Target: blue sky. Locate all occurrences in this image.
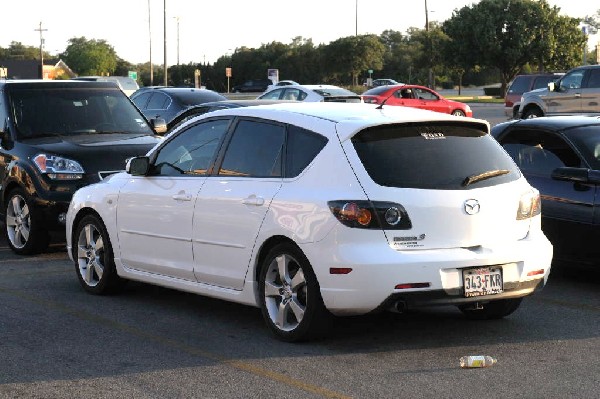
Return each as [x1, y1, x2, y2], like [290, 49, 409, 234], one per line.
[1, 0, 598, 65]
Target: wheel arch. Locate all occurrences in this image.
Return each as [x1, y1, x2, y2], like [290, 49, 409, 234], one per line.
[253, 235, 299, 284]
[520, 103, 544, 119]
[69, 207, 104, 258]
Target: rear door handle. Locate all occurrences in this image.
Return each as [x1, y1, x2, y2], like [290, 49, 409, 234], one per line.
[172, 193, 192, 201]
[242, 195, 265, 206]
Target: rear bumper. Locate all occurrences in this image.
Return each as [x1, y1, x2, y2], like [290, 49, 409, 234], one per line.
[301, 230, 553, 316]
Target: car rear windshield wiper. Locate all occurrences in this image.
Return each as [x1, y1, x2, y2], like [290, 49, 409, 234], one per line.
[462, 169, 510, 187]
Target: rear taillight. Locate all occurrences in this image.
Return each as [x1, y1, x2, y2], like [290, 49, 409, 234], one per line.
[328, 200, 412, 229]
[516, 189, 541, 220]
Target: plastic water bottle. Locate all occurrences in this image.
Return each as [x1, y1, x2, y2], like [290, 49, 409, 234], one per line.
[459, 355, 497, 368]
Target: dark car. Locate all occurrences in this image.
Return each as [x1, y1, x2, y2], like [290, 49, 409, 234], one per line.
[504, 73, 562, 118]
[0, 80, 165, 254]
[491, 116, 600, 267]
[167, 99, 295, 131]
[131, 87, 227, 130]
[231, 79, 273, 93]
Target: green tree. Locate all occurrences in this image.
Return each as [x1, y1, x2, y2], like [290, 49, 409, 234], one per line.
[321, 35, 386, 86]
[1, 41, 50, 60]
[442, 0, 585, 96]
[60, 37, 118, 76]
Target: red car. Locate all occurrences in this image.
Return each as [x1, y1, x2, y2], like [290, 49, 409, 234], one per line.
[361, 84, 473, 117]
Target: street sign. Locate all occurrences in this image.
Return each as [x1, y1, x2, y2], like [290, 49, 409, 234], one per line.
[226, 67, 232, 77]
[128, 71, 138, 80]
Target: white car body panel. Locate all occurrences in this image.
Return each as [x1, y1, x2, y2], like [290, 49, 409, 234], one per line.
[66, 102, 552, 318]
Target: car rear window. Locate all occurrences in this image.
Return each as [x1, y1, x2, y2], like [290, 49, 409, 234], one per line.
[507, 76, 532, 94]
[352, 123, 519, 189]
[362, 86, 392, 96]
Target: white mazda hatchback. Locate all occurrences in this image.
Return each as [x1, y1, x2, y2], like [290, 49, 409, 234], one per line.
[66, 102, 553, 342]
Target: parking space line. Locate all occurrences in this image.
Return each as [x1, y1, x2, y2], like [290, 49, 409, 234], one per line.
[0, 288, 351, 399]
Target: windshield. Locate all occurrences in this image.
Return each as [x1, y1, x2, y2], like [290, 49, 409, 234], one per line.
[9, 87, 154, 139]
[352, 123, 520, 189]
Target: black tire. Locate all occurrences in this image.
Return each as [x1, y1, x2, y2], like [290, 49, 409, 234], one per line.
[523, 108, 543, 119]
[459, 298, 523, 320]
[451, 110, 466, 117]
[73, 214, 124, 295]
[4, 187, 49, 255]
[258, 243, 332, 342]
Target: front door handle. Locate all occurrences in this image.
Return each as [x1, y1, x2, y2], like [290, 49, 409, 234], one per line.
[242, 195, 265, 206]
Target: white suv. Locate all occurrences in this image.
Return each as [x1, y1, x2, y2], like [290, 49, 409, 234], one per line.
[66, 102, 553, 342]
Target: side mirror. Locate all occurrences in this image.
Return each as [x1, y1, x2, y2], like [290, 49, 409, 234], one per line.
[151, 118, 168, 135]
[126, 156, 150, 176]
[547, 82, 555, 92]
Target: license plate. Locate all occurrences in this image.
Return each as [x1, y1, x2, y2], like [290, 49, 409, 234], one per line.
[462, 266, 503, 297]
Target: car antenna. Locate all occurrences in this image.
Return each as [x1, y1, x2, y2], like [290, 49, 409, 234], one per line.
[376, 86, 402, 110]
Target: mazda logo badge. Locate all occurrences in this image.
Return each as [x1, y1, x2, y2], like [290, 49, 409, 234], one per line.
[464, 199, 480, 215]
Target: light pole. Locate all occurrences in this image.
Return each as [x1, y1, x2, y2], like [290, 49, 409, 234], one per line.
[34, 22, 47, 79]
[148, 0, 153, 85]
[163, 0, 168, 86]
[173, 16, 180, 65]
[355, 0, 358, 36]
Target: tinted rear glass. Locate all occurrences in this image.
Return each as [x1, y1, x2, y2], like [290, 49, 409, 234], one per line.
[362, 86, 392, 95]
[172, 90, 226, 105]
[507, 76, 532, 93]
[352, 123, 519, 189]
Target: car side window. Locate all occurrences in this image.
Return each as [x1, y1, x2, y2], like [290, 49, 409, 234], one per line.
[147, 92, 170, 110]
[152, 119, 229, 176]
[218, 119, 285, 177]
[560, 71, 584, 90]
[261, 89, 284, 100]
[500, 130, 581, 177]
[586, 69, 600, 89]
[286, 125, 328, 177]
[413, 88, 437, 100]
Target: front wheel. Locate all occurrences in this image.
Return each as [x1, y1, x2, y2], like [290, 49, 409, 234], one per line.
[73, 214, 124, 295]
[451, 109, 466, 117]
[258, 243, 332, 342]
[459, 298, 523, 320]
[4, 188, 49, 255]
[522, 108, 543, 119]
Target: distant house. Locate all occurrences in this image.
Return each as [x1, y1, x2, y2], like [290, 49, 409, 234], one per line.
[0, 59, 76, 80]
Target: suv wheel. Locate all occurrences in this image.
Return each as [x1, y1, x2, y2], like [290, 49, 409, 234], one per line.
[4, 188, 50, 254]
[523, 108, 543, 119]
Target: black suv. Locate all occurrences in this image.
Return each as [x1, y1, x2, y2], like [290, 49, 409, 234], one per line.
[0, 80, 166, 254]
[231, 79, 273, 93]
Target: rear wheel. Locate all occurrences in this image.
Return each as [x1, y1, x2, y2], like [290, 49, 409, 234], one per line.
[74, 214, 124, 294]
[459, 298, 523, 320]
[4, 188, 49, 255]
[258, 243, 332, 342]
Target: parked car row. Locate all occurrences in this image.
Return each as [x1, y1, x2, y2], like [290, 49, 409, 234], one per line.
[11, 74, 599, 342]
